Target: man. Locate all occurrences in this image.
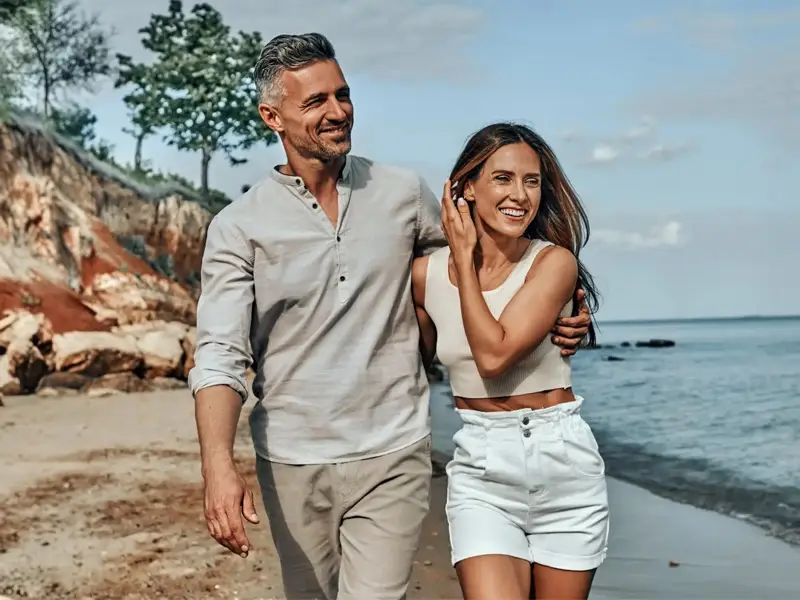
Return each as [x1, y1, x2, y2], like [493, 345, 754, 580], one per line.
[189, 32, 592, 600]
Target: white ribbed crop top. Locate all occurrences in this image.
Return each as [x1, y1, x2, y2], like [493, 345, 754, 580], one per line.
[423, 239, 572, 398]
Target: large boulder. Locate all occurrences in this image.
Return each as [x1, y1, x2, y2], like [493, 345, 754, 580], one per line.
[0, 309, 53, 350]
[51, 331, 142, 377]
[114, 320, 194, 379]
[0, 310, 54, 393]
[134, 329, 185, 378]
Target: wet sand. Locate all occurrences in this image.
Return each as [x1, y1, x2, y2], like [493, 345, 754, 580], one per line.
[1, 390, 798, 599]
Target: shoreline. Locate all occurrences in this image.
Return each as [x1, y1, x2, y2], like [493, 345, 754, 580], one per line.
[1, 391, 799, 599]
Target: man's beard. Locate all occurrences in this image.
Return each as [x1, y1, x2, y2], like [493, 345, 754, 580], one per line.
[290, 128, 352, 161]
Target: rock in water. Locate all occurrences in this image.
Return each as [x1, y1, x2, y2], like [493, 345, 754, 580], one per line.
[635, 339, 676, 348]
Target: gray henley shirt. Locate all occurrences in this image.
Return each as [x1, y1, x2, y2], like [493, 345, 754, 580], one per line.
[188, 155, 446, 464]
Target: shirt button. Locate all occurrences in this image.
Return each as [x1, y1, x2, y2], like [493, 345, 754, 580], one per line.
[312, 203, 318, 209]
[336, 236, 341, 242]
[339, 275, 346, 282]
[295, 178, 301, 185]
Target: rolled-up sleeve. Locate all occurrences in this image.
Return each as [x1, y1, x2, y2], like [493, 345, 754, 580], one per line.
[415, 176, 447, 256]
[188, 214, 253, 401]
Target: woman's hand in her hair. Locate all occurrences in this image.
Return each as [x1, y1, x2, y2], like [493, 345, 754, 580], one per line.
[441, 179, 477, 270]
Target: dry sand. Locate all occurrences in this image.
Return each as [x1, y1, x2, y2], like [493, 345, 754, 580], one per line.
[0, 390, 459, 600]
[1, 390, 799, 599]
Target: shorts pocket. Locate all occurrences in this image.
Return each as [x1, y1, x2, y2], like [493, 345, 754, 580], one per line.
[560, 417, 606, 479]
[449, 423, 488, 477]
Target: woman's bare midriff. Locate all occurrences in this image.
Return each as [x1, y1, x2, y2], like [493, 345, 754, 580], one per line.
[454, 387, 575, 412]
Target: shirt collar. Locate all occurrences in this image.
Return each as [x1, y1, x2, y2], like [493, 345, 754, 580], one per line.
[270, 155, 352, 189]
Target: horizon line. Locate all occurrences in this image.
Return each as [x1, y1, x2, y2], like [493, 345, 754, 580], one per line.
[598, 314, 800, 325]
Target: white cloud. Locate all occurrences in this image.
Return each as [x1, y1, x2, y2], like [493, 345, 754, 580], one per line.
[639, 142, 692, 162]
[579, 116, 690, 166]
[592, 220, 684, 249]
[585, 210, 799, 320]
[588, 144, 620, 164]
[622, 115, 655, 141]
[77, 0, 485, 83]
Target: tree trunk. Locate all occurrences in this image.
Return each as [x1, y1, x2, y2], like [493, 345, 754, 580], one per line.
[200, 149, 211, 196]
[42, 81, 51, 119]
[134, 133, 144, 171]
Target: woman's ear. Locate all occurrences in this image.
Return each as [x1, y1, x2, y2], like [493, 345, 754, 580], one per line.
[463, 180, 476, 202]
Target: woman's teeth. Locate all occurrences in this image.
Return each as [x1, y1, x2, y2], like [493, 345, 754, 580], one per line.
[499, 208, 525, 217]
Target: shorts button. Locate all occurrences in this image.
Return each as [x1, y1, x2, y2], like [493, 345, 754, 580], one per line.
[523, 430, 531, 438]
[522, 416, 530, 425]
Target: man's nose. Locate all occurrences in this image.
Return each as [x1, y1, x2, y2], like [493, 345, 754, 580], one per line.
[326, 99, 348, 122]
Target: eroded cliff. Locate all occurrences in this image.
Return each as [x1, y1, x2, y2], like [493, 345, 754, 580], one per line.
[0, 112, 218, 330]
[0, 112, 220, 394]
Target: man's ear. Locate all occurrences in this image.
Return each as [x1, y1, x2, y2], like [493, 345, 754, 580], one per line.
[258, 103, 284, 133]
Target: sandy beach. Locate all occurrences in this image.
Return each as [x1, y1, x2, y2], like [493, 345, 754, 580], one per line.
[1, 390, 798, 600]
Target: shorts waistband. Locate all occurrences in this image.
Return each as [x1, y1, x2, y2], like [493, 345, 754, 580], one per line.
[456, 396, 584, 428]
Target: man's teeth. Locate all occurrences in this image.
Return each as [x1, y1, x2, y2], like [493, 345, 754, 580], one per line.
[499, 208, 525, 217]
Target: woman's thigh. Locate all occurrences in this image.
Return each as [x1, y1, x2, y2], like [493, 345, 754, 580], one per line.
[456, 554, 532, 600]
[532, 563, 596, 600]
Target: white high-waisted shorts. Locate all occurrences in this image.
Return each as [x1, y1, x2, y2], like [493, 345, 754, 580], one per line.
[445, 397, 610, 571]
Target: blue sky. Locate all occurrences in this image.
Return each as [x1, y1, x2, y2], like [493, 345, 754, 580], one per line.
[70, 0, 799, 322]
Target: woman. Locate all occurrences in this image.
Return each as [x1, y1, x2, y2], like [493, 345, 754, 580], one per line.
[412, 122, 608, 600]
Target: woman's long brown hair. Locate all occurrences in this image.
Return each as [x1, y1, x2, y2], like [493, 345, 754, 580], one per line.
[449, 122, 600, 346]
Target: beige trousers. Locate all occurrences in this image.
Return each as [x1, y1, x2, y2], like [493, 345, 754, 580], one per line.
[255, 435, 432, 600]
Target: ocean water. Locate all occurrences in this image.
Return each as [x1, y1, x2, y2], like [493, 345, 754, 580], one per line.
[429, 316, 800, 546]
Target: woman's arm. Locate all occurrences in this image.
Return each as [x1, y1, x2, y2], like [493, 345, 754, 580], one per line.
[411, 255, 438, 369]
[454, 246, 578, 379]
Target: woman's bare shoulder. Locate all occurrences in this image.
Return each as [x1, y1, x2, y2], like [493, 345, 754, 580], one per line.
[527, 243, 578, 283]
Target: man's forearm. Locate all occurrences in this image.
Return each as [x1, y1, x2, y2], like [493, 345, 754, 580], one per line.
[195, 385, 244, 474]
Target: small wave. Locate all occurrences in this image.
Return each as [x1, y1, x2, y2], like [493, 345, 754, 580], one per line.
[595, 434, 800, 547]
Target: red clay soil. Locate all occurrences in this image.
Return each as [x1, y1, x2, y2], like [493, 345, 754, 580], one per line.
[0, 279, 109, 334]
[80, 221, 157, 288]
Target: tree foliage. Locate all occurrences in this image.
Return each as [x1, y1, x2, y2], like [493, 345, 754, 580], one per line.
[50, 103, 114, 161]
[117, 0, 276, 195]
[0, 0, 37, 22]
[115, 54, 162, 172]
[8, 0, 113, 117]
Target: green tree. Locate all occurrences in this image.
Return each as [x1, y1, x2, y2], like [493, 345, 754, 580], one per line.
[0, 0, 37, 22]
[0, 55, 20, 114]
[50, 103, 114, 161]
[114, 54, 162, 172]
[0, 0, 34, 113]
[125, 0, 275, 195]
[8, 0, 113, 118]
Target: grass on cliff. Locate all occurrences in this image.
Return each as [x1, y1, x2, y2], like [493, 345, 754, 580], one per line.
[2, 108, 231, 215]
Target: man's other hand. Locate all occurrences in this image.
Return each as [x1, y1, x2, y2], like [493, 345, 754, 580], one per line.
[203, 461, 260, 558]
[551, 288, 592, 356]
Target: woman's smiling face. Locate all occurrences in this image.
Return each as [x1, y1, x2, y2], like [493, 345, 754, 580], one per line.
[464, 142, 542, 239]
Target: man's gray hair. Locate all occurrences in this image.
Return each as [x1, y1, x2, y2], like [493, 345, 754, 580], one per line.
[254, 32, 337, 104]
